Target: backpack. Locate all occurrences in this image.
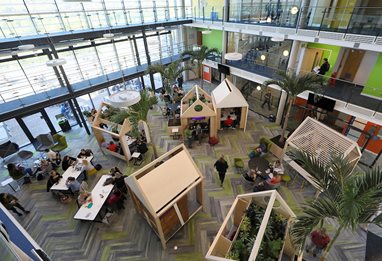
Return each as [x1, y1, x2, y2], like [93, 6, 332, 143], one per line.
[37, 173, 44, 181]
[95, 164, 102, 171]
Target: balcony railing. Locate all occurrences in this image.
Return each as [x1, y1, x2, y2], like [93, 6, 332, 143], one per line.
[189, 4, 382, 37]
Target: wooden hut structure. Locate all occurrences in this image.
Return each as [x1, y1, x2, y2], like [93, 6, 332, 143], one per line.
[206, 191, 299, 260]
[211, 79, 249, 130]
[180, 85, 217, 138]
[92, 102, 136, 161]
[125, 144, 204, 248]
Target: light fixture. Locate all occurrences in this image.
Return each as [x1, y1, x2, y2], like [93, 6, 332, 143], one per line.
[290, 6, 299, 15]
[266, 17, 272, 23]
[224, 52, 242, 61]
[283, 50, 289, 56]
[202, 30, 212, 35]
[46, 58, 67, 67]
[256, 85, 262, 91]
[108, 90, 141, 108]
[260, 55, 266, 61]
[103, 33, 114, 39]
[18, 44, 35, 50]
[156, 26, 165, 30]
[271, 37, 284, 42]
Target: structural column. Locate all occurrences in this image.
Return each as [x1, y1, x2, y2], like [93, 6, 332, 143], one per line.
[287, 40, 301, 73]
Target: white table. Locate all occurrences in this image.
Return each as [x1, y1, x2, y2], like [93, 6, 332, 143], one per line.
[74, 175, 114, 221]
[50, 156, 94, 191]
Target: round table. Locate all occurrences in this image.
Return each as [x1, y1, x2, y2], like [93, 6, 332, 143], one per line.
[248, 157, 270, 177]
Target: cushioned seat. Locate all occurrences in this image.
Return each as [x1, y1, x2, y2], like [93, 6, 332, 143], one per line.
[0, 141, 19, 160]
[51, 134, 68, 152]
[35, 133, 56, 152]
[234, 158, 244, 169]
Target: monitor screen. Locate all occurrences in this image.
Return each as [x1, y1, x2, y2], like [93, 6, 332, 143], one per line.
[307, 93, 336, 112]
[218, 64, 230, 75]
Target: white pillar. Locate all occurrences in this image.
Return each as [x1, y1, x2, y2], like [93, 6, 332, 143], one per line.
[276, 91, 287, 125]
[287, 40, 301, 73]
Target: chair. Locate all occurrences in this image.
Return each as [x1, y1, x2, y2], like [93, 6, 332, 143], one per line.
[0, 141, 19, 162]
[35, 134, 56, 152]
[51, 134, 68, 152]
[282, 174, 291, 187]
[234, 158, 244, 173]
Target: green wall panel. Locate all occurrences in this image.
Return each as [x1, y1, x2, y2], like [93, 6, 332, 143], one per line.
[307, 43, 341, 76]
[363, 53, 382, 98]
[200, 29, 223, 52]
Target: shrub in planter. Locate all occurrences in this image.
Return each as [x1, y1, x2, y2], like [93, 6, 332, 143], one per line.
[227, 203, 287, 261]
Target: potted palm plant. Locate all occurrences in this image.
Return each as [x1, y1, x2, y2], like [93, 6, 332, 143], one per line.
[124, 90, 158, 158]
[263, 71, 324, 158]
[289, 149, 382, 260]
[182, 45, 220, 88]
[146, 59, 191, 93]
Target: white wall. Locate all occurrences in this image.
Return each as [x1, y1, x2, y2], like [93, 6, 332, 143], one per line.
[353, 50, 379, 86]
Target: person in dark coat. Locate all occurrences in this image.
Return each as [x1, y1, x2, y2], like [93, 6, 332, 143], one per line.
[214, 155, 229, 187]
[0, 193, 30, 216]
[318, 58, 330, 75]
[61, 155, 76, 171]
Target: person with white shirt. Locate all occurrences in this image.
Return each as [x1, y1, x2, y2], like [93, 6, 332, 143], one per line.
[272, 160, 284, 175]
[45, 149, 61, 165]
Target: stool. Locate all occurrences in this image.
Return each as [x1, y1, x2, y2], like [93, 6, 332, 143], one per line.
[282, 174, 291, 187]
[18, 150, 33, 165]
[1, 177, 20, 192]
[132, 152, 142, 166]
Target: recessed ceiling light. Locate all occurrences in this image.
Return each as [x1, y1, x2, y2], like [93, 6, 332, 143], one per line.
[256, 85, 262, 91]
[260, 55, 266, 61]
[18, 44, 35, 50]
[283, 50, 289, 56]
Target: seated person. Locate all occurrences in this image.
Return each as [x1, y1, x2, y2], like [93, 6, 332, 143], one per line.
[224, 115, 234, 128]
[140, 131, 147, 143]
[7, 163, 32, 180]
[45, 149, 61, 165]
[243, 169, 256, 182]
[77, 183, 91, 206]
[253, 173, 282, 192]
[33, 159, 53, 178]
[80, 159, 95, 178]
[66, 176, 81, 193]
[272, 160, 284, 175]
[62, 155, 77, 171]
[110, 167, 127, 193]
[47, 170, 62, 192]
[249, 143, 268, 158]
[90, 109, 97, 121]
[77, 149, 93, 158]
[106, 189, 125, 210]
[107, 141, 118, 152]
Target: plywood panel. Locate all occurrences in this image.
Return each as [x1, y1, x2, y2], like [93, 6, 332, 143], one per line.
[160, 206, 181, 240]
[177, 194, 189, 221]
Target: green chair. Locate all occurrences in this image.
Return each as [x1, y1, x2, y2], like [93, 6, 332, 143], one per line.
[234, 158, 244, 173]
[51, 134, 68, 152]
[259, 137, 272, 153]
[282, 174, 291, 187]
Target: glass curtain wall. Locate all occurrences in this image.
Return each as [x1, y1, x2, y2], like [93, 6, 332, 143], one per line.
[0, 0, 190, 38]
[226, 32, 292, 77]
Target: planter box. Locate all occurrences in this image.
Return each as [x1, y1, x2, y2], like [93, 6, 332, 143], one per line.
[269, 135, 286, 159]
[206, 191, 300, 261]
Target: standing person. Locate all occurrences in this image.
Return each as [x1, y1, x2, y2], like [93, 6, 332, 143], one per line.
[196, 124, 203, 144]
[214, 155, 229, 187]
[261, 91, 272, 110]
[318, 58, 330, 75]
[306, 228, 331, 257]
[0, 193, 30, 216]
[177, 75, 183, 89]
[184, 125, 193, 149]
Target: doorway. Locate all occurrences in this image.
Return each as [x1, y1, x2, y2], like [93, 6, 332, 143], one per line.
[300, 48, 323, 74]
[339, 49, 365, 82]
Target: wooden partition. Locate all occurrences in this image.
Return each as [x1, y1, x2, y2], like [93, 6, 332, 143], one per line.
[125, 144, 204, 248]
[206, 191, 299, 261]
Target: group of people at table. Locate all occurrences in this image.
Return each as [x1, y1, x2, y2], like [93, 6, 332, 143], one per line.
[5, 147, 128, 223]
[244, 159, 285, 192]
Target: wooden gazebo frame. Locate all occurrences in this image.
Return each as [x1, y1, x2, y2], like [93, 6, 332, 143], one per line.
[284, 117, 362, 190]
[206, 191, 299, 261]
[125, 144, 204, 248]
[211, 79, 249, 131]
[180, 85, 217, 138]
[92, 102, 133, 161]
